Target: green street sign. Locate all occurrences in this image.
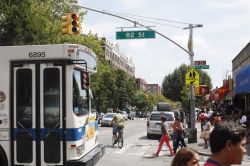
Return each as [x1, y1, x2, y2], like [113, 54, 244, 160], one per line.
[194, 65, 210, 69]
[116, 30, 155, 39]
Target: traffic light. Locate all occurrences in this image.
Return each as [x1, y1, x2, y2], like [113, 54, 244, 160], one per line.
[194, 86, 200, 96]
[61, 14, 71, 34]
[81, 71, 89, 89]
[71, 13, 81, 35]
[200, 85, 210, 95]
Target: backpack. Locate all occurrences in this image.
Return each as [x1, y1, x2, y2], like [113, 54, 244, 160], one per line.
[199, 113, 206, 121]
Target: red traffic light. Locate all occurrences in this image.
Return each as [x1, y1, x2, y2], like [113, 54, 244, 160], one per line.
[71, 13, 79, 20]
[200, 86, 210, 95]
[70, 13, 80, 34]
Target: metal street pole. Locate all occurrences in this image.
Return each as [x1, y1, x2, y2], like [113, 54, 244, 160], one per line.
[184, 24, 202, 130]
[73, 4, 191, 55]
[76, 4, 203, 133]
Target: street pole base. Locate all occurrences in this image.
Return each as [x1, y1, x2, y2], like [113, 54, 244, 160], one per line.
[187, 128, 197, 143]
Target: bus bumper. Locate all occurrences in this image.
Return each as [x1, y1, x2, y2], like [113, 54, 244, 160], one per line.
[65, 144, 105, 166]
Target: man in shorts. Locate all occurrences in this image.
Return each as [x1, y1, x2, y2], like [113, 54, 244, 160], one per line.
[110, 111, 125, 143]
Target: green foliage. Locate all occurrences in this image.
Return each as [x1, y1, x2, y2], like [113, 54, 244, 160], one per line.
[0, 0, 80, 45]
[162, 64, 213, 109]
[91, 65, 137, 113]
[162, 64, 188, 101]
[0, 0, 180, 114]
[133, 90, 176, 113]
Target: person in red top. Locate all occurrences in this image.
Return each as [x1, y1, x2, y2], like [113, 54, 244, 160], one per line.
[198, 110, 206, 131]
[204, 121, 247, 166]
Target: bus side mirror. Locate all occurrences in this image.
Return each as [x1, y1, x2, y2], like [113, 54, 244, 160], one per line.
[81, 71, 89, 90]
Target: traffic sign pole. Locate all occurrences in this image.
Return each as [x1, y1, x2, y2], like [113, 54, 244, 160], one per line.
[184, 24, 202, 143]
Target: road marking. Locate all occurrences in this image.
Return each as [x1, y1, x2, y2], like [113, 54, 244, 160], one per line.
[114, 144, 151, 156]
[114, 144, 132, 154]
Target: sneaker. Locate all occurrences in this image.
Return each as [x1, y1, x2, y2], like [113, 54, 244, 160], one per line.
[152, 153, 158, 157]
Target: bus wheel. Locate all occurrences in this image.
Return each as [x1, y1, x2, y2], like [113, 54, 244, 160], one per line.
[0, 147, 8, 166]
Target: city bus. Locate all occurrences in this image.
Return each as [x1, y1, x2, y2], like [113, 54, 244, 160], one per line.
[0, 44, 105, 166]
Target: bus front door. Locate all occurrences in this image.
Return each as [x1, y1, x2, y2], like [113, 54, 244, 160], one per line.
[12, 63, 64, 166]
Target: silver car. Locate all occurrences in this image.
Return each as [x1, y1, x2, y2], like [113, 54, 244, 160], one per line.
[147, 111, 175, 138]
[100, 113, 117, 127]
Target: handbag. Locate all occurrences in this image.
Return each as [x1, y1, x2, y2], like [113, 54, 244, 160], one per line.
[177, 129, 184, 139]
[200, 130, 210, 139]
[200, 131, 206, 139]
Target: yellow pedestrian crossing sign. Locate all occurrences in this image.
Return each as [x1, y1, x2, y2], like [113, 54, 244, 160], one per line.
[185, 68, 200, 85]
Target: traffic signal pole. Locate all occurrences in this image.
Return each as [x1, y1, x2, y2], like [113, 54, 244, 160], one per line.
[185, 24, 196, 129]
[75, 4, 203, 136]
[73, 4, 191, 55]
[183, 24, 202, 142]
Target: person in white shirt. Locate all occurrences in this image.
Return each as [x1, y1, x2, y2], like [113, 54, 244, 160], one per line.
[201, 117, 211, 148]
[240, 112, 247, 128]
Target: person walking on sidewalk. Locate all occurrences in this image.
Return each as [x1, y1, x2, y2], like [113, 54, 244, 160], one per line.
[200, 117, 211, 149]
[171, 147, 200, 166]
[153, 116, 174, 157]
[204, 121, 247, 166]
[173, 117, 187, 154]
[198, 110, 206, 131]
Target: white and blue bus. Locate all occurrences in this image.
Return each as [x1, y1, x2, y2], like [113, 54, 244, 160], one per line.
[0, 44, 104, 166]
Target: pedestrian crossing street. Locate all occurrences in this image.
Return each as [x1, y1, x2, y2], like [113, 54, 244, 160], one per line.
[111, 143, 250, 165]
[112, 143, 209, 161]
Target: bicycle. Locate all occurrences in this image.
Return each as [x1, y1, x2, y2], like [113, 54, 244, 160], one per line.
[112, 128, 123, 148]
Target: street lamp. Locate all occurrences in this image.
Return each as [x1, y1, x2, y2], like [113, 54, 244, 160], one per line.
[184, 24, 203, 130]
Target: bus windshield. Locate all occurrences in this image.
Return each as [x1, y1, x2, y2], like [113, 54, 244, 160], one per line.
[73, 70, 89, 116]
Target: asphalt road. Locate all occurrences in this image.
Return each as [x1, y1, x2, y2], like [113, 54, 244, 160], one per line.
[96, 118, 250, 166]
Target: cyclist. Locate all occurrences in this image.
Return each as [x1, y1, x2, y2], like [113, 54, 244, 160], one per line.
[110, 111, 125, 144]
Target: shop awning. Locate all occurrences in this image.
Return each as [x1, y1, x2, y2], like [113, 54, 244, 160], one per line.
[210, 83, 229, 101]
[224, 90, 236, 100]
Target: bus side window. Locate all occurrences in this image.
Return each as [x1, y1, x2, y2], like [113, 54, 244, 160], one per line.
[73, 70, 89, 116]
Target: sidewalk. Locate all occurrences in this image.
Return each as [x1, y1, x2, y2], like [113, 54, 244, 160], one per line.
[187, 123, 211, 156]
[188, 123, 250, 157]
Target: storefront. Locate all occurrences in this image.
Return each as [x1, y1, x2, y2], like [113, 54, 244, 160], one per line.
[236, 64, 250, 112]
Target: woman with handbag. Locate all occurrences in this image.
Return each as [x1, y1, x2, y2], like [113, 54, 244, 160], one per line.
[201, 117, 211, 148]
[173, 117, 187, 154]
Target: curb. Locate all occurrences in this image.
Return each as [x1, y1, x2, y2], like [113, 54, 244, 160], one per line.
[198, 151, 211, 156]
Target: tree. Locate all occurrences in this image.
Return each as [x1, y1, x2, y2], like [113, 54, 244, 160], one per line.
[162, 67, 184, 101]
[0, 0, 79, 45]
[162, 64, 212, 108]
[90, 60, 116, 113]
[112, 69, 136, 112]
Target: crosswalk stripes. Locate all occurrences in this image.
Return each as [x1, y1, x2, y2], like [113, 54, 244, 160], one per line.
[112, 144, 250, 165]
[114, 144, 151, 156]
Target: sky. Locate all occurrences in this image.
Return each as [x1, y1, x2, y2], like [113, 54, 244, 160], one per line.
[78, 0, 250, 88]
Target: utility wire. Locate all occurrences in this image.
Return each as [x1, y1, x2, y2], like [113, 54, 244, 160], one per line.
[104, 10, 191, 25]
[112, 13, 184, 29]
[74, 5, 191, 55]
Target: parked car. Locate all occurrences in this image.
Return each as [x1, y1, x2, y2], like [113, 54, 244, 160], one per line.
[120, 111, 128, 120]
[147, 111, 175, 139]
[100, 113, 117, 127]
